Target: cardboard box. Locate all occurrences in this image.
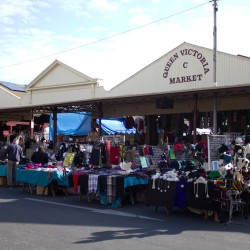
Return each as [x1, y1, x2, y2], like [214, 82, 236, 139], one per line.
[36, 186, 49, 195]
[0, 176, 7, 186]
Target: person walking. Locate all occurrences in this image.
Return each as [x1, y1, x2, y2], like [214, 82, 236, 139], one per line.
[3, 137, 24, 188]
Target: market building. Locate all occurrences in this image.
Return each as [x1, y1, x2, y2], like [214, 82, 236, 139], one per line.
[1, 42, 250, 146]
[0, 43, 250, 222]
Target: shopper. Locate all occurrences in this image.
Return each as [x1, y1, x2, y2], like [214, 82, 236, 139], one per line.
[31, 145, 49, 165]
[3, 137, 24, 188]
[24, 137, 31, 155]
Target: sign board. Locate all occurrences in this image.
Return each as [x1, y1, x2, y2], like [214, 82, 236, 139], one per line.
[63, 152, 75, 167]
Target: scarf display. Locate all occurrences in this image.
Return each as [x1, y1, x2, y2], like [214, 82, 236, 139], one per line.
[88, 174, 98, 193]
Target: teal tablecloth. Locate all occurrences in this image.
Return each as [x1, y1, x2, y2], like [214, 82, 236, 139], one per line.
[124, 176, 148, 189]
[100, 176, 148, 208]
[0, 165, 7, 176]
[0, 164, 27, 177]
[16, 168, 69, 187]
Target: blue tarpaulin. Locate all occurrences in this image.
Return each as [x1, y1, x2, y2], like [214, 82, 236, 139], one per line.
[49, 112, 92, 140]
[97, 117, 136, 134]
[49, 114, 136, 140]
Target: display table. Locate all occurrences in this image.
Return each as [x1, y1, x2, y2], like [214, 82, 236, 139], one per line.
[186, 181, 221, 211]
[0, 164, 26, 186]
[146, 179, 178, 214]
[78, 173, 148, 208]
[0, 164, 7, 177]
[0, 164, 7, 186]
[99, 175, 148, 208]
[0, 164, 27, 177]
[16, 168, 69, 196]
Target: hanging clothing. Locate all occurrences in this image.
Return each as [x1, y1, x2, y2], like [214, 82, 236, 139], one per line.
[125, 116, 136, 129]
[107, 175, 117, 204]
[110, 146, 120, 165]
[90, 148, 101, 165]
[88, 174, 99, 193]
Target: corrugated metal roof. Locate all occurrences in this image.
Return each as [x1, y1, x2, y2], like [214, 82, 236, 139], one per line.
[0, 81, 25, 92]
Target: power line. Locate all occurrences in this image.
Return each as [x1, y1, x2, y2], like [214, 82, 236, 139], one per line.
[0, 1, 210, 69]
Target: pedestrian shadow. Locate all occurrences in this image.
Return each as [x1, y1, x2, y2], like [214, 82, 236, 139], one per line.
[74, 212, 249, 244]
[74, 228, 172, 244]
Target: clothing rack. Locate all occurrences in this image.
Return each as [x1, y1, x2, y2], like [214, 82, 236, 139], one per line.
[220, 188, 242, 225]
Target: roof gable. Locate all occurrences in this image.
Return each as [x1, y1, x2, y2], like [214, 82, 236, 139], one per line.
[26, 59, 97, 90]
[105, 42, 250, 98]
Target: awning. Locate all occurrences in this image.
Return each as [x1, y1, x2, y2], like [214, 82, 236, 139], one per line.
[49, 112, 92, 140]
[97, 118, 136, 134]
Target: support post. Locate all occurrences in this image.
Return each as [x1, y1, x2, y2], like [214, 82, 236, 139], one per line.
[53, 107, 57, 153]
[97, 102, 103, 139]
[193, 94, 198, 144]
[30, 117, 34, 140]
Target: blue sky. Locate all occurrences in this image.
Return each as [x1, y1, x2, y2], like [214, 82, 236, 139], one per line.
[0, 0, 249, 90]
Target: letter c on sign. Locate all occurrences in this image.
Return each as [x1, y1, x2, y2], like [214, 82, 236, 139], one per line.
[183, 62, 188, 68]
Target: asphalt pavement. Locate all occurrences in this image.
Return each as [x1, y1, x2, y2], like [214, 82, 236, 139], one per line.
[0, 186, 249, 250]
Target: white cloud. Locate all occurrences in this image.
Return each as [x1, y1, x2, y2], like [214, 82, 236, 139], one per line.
[120, 0, 132, 3]
[128, 8, 144, 13]
[129, 13, 153, 26]
[89, 0, 120, 12]
[0, 0, 49, 25]
[56, 0, 120, 15]
[91, 26, 108, 32]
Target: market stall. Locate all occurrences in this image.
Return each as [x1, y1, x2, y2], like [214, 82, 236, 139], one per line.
[0, 163, 7, 186]
[0, 164, 7, 177]
[146, 178, 178, 214]
[1, 129, 248, 223]
[16, 165, 70, 196]
[74, 171, 148, 208]
[145, 157, 250, 223]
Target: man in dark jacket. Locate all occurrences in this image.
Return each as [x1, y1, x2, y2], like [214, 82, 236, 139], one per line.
[3, 137, 24, 188]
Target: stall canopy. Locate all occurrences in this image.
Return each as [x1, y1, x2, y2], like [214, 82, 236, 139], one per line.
[49, 114, 136, 140]
[97, 117, 136, 135]
[49, 112, 92, 140]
